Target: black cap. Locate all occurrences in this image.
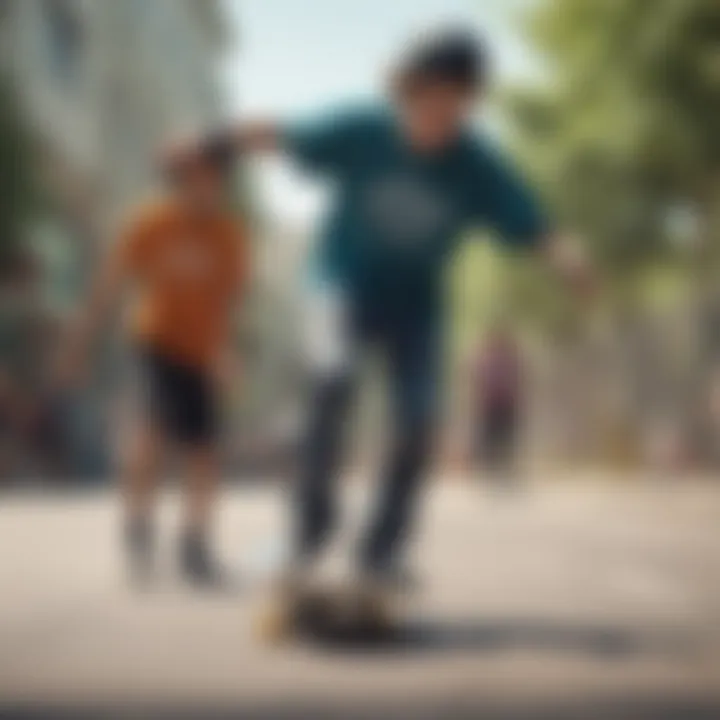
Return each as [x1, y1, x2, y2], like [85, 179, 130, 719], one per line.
[396, 27, 488, 91]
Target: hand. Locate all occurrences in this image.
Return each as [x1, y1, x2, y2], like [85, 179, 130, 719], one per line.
[212, 349, 242, 392]
[546, 234, 597, 299]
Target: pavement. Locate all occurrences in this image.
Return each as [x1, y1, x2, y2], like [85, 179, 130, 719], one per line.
[1, 476, 719, 718]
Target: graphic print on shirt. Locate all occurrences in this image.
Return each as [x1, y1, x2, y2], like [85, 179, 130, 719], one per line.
[364, 175, 454, 247]
[157, 237, 215, 281]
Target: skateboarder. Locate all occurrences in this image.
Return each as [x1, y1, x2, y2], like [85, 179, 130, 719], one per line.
[168, 28, 591, 597]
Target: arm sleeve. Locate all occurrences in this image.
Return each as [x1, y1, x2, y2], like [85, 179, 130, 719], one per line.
[471, 144, 550, 250]
[281, 107, 364, 175]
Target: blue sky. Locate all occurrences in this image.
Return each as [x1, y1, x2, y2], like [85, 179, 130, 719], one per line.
[220, 0, 536, 227]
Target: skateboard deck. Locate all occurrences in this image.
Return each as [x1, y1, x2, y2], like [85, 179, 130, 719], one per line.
[255, 579, 403, 645]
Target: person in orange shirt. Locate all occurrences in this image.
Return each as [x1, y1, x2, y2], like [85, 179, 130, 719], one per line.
[58, 144, 246, 587]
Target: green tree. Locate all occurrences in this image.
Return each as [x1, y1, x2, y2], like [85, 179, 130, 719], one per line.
[501, 0, 720, 462]
[508, 0, 719, 286]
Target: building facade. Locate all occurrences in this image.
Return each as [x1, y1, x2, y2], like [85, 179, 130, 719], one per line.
[3, 0, 226, 233]
[0, 0, 228, 479]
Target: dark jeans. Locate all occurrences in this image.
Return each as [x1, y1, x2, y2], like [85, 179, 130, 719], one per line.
[295, 310, 440, 572]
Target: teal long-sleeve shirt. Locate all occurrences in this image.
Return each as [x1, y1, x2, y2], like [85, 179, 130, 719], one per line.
[283, 105, 548, 323]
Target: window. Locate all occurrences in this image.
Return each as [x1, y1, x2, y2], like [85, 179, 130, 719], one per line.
[42, 0, 83, 86]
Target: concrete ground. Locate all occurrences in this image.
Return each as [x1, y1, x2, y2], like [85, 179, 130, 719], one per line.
[1, 476, 719, 718]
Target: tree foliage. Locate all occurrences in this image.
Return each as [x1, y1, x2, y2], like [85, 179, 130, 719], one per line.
[505, 0, 720, 312]
[490, 0, 720, 463]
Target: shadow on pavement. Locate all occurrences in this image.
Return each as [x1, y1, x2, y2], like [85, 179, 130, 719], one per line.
[302, 617, 697, 661]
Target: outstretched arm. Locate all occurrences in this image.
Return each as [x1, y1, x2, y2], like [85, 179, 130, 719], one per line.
[55, 247, 128, 387]
[54, 201, 157, 388]
[162, 109, 363, 175]
[471, 143, 594, 296]
[157, 121, 281, 175]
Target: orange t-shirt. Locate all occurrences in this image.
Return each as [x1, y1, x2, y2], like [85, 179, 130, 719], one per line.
[118, 198, 246, 369]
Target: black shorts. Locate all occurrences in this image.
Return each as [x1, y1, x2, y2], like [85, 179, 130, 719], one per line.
[139, 347, 217, 446]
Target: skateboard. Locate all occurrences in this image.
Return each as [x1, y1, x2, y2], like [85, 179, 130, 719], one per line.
[255, 579, 403, 645]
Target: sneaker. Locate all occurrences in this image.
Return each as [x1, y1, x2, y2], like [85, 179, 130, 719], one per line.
[179, 530, 224, 588]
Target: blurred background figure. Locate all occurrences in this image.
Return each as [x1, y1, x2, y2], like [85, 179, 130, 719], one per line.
[472, 324, 524, 487]
[56, 144, 247, 588]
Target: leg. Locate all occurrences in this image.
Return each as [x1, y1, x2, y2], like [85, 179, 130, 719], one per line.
[183, 443, 219, 535]
[123, 422, 162, 524]
[360, 324, 440, 575]
[294, 374, 355, 562]
[259, 381, 353, 638]
[126, 348, 175, 526]
[180, 442, 224, 585]
[483, 403, 519, 488]
[120, 351, 167, 585]
[141, 347, 223, 586]
[171, 366, 224, 585]
[495, 404, 521, 487]
[121, 420, 162, 584]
